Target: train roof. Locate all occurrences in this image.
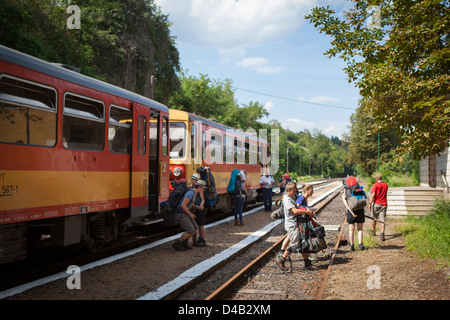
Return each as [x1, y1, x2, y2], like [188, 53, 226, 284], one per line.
[0, 45, 169, 113]
[170, 109, 268, 144]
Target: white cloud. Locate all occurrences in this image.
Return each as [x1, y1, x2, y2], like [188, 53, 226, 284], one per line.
[281, 118, 348, 138]
[308, 96, 341, 104]
[264, 100, 275, 112]
[154, 0, 317, 51]
[236, 57, 282, 74]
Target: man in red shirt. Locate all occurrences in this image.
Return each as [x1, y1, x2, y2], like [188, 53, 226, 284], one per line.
[369, 173, 388, 241]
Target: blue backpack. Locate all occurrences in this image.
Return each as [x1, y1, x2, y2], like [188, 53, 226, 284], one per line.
[227, 169, 240, 194]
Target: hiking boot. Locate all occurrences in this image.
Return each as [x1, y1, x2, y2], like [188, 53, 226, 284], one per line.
[380, 233, 385, 241]
[239, 220, 244, 226]
[304, 259, 312, 269]
[350, 244, 355, 251]
[235, 220, 239, 226]
[359, 244, 366, 251]
[172, 240, 186, 251]
[195, 238, 206, 247]
[182, 239, 192, 250]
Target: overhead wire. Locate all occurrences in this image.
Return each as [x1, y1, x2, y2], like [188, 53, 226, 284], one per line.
[232, 86, 356, 111]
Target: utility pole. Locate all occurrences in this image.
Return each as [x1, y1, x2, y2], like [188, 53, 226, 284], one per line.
[286, 146, 290, 173]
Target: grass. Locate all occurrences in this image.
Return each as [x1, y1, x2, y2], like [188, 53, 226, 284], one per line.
[396, 199, 450, 268]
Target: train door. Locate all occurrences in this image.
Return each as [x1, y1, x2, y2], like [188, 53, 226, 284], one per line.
[148, 111, 160, 212]
[159, 116, 170, 201]
[131, 103, 149, 218]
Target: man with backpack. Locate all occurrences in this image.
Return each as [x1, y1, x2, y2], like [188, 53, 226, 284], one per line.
[369, 173, 388, 241]
[172, 182, 200, 251]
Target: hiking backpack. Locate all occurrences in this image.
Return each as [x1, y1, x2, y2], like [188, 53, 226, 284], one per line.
[227, 169, 240, 194]
[197, 167, 218, 207]
[161, 180, 189, 227]
[343, 176, 367, 212]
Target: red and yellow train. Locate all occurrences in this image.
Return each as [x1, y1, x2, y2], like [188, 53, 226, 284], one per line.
[0, 46, 270, 264]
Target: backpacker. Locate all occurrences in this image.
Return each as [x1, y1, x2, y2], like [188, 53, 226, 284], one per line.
[227, 169, 240, 194]
[197, 166, 218, 207]
[343, 176, 367, 211]
[161, 180, 189, 227]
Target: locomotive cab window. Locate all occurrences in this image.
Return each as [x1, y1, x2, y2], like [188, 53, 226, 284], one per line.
[169, 122, 186, 159]
[63, 93, 105, 151]
[108, 105, 131, 154]
[0, 75, 57, 146]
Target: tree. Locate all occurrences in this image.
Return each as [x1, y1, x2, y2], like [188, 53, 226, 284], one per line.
[306, 0, 450, 160]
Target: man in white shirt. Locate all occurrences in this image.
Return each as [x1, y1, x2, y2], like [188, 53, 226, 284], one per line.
[259, 172, 274, 211]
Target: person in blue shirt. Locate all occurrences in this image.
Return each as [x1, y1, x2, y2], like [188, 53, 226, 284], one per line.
[172, 186, 199, 251]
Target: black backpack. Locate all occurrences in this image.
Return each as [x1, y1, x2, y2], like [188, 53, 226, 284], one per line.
[161, 180, 189, 227]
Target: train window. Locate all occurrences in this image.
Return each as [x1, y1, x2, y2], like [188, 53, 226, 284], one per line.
[191, 123, 197, 160]
[108, 105, 131, 154]
[63, 93, 104, 151]
[137, 115, 147, 155]
[149, 114, 159, 158]
[244, 142, 250, 164]
[250, 142, 258, 165]
[223, 135, 233, 164]
[169, 122, 186, 159]
[0, 75, 57, 146]
[210, 132, 222, 163]
[162, 116, 168, 156]
[234, 138, 243, 164]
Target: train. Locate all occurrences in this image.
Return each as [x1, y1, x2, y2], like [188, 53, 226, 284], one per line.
[0, 45, 270, 264]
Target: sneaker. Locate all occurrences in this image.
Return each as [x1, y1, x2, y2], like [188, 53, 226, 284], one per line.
[172, 240, 186, 251]
[350, 244, 355, 251]
[275, 256, 286, 269]
[380, 233, 385, 241]
[182, 239, 192, 250]
[359, 244, 366, 251]
[195, 238, 206, 247]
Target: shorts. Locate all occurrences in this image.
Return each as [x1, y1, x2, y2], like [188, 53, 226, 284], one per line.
[194, 210, 206, 226]
[286, 226, 300, 251]
[176, 212, 199, 234]
[372, 204, 387, 221]
[346, 209, 365, 224]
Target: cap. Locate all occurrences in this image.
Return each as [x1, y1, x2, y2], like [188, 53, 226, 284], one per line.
[191, 173, 200, 180]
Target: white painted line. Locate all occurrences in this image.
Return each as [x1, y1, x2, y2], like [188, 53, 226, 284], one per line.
[137, 220, 281, 300]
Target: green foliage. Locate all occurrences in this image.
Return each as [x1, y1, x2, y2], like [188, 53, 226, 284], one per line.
[306, 0, 450, 161]
[397, 200, 450, 267]
[0, 0, 181, 102]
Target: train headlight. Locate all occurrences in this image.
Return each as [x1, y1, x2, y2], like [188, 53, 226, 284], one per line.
[173, 167, 182, 177]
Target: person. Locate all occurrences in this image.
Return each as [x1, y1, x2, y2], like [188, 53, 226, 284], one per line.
[342, 182, 366, 251]
[233, 170, 248, 226]
[296, 183, 313, 208]
[260, 171, 275, 212]
[172, 185, 199, 251]
[276, 182, 314, 269]
[190, 173, 201, 188]
[369, 173, 388, 241]
[278, 175, 288, 194]
[193, 180, 207, 246]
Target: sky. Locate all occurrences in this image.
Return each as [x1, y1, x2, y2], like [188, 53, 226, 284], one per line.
[153, 0, 361, 139]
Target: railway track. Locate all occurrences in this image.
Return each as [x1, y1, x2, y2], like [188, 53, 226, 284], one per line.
[1, 179, 343, 300]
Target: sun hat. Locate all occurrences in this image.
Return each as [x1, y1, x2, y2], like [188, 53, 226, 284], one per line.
[196, 180, 207, 188]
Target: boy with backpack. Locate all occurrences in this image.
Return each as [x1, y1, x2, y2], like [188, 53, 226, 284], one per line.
[342, 176, 367, 251]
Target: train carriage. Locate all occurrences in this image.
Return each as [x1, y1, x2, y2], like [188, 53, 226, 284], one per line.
[0, 45, 170, 263]
[169, 109, 270, 212]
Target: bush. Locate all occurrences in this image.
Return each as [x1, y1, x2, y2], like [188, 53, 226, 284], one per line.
[397, 200, 450, 267]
